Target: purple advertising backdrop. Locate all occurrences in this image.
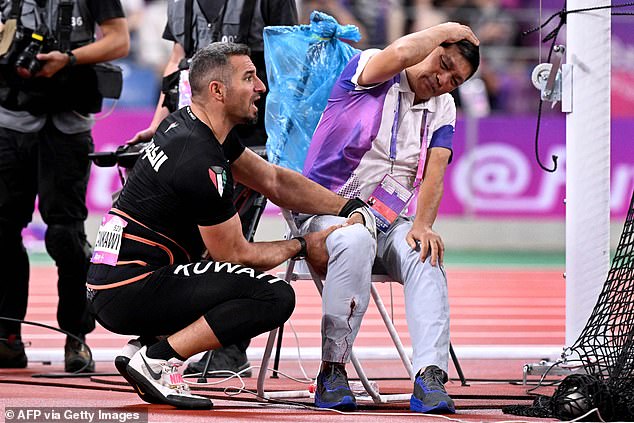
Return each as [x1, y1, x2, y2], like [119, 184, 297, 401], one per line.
[87, 111, 634, 219]
[442, 116, 634, 218]
[612, 18, 634, 117]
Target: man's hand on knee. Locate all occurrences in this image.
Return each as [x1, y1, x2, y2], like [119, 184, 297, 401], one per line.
[338, 198, 377, 240]
[406, 226, 445, 267]
[345, 213, 364, 226]
[304, 224, 341, 276]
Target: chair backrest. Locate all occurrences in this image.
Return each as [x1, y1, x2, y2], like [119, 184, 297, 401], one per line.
[234, 146, 268, 241]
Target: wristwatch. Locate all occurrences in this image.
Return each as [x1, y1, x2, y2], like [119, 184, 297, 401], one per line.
[291, 236, 308, 260]
[65, 50, 77, 67]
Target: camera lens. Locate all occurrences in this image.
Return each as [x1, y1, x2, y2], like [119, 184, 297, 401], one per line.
[14, 32, 45, 78]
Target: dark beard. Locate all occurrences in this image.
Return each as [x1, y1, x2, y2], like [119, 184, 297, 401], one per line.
[245, 111, 258, 125]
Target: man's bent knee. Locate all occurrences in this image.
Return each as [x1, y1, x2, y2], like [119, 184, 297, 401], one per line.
[326, 223, 376, 258]
[270, 281, 296, 327]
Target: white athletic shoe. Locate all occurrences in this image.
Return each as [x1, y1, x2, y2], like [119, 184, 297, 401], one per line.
[115, 339, 163, 404]
[120, 338, 143, 359]
[126, 346, 212, 409]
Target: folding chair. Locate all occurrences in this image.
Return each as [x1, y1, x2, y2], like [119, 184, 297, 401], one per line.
[256, 210, 467, 403]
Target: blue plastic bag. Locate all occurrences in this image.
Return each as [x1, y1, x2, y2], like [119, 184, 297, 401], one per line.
[264, 11, 361, 172]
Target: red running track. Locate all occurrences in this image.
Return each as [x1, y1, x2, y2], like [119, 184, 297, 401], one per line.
[20, 265, 565, 352]
[1, 265, 567, 423]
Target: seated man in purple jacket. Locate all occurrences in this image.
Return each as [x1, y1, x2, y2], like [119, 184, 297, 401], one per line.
[300, 22, 480, 413]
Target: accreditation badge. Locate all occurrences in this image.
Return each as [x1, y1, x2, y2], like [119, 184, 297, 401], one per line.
[367, 174, 414, 233]
[90, 214, 127, 266]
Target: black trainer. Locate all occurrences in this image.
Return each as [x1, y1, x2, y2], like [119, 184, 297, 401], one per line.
[184, 345, 252, 378]
[314, 362, 356, 410]
[0, 335, 27, 368]
[410, 365, 456, 413]
[64, 336, 95, 373]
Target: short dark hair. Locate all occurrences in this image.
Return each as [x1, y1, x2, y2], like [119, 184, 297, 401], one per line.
[189, 42, 251, 97]
[441, 39, 480, 81]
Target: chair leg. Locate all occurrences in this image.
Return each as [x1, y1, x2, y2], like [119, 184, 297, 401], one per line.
[271, 324, 284, 378]
[450, 342, 468, 386]
[350, 351, 383, 403]
[370, 284, 415, 380]
[257, 327, 279, 399]
[266, 259, 296, 381]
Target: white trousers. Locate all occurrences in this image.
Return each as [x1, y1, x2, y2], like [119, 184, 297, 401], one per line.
[298, 215, 450, 374]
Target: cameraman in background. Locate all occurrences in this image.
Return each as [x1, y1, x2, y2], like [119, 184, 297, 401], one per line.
[0, 0, 129, 372]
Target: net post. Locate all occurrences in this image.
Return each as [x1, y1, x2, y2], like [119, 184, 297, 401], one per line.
[565, 0, 611, 346]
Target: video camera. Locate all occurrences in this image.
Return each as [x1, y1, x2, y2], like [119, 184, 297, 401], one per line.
[11, 25, 48, 78]
[0, 0, 68, 78]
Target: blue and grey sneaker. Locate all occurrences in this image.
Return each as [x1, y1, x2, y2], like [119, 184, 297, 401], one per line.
[410, 365, 456, 414]
[315, 363, 357, 410]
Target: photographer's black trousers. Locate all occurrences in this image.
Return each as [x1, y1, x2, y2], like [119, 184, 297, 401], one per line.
[89, 261, 295, 348]
[0, 121, 95, 337]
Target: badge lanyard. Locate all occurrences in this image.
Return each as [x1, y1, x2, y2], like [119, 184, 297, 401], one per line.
[369, 93, 430, 232]
[389, 93, 429, 188]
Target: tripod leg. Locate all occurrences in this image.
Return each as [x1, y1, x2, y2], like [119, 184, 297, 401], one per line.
[197, 350, 215, 383]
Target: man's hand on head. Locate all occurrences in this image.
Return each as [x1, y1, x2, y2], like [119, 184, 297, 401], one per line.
[436, 22, 480, 46]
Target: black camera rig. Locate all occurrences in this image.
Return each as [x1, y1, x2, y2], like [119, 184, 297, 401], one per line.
[88, 142, 147, 187]
[88, 143, 147, 169]
[0, 0, 73, 75]
[0, 0, 122, 114]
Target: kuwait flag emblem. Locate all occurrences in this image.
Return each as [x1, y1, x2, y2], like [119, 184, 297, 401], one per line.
[209, 166, 227, 196]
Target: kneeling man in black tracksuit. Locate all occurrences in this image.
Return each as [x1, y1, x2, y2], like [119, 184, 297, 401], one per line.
[87, 42, 374, 410]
